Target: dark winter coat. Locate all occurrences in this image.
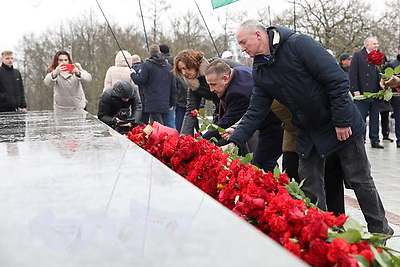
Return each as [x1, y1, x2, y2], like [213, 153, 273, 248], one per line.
[176, 76, 188, 108]
[98, 86, 142, 127]
[202, 66, 283, 161]
[349, 47, 381, 95]
[229, 26, 364, 159]
[202, 66, 254, 140]
[0, 63, 27, 112]
[180, 58, 242, 135]
[130, 53, 176, 113]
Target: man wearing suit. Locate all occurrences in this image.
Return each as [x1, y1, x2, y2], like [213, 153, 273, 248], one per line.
[349, 37, 384, 148]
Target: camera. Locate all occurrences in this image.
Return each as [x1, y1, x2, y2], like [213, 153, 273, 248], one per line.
[115, 108, 135, 125]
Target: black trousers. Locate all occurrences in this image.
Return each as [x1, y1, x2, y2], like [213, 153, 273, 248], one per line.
[380, 110, 390, 138]
[283, 151, 345, 216]
[299, 136, 389, 233]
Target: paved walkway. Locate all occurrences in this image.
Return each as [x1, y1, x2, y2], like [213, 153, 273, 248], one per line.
[344, 135, 400, 250]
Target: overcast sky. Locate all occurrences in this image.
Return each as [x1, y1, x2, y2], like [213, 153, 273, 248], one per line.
[1, 0, 292, 56]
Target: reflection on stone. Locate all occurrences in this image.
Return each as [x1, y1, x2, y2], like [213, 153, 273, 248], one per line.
[30, 199, 194, 258]
[29, 209, 97, 255]
[1, 110, 306, 266]
[0, 111, 26, 143]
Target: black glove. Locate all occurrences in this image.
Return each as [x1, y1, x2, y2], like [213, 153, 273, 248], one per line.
[111, 116, 118, 125]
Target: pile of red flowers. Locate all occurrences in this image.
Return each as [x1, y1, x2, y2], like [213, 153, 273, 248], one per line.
[126, 125, 399, 266]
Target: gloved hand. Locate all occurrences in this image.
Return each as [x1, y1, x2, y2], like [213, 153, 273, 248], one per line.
[111, 116, 118, 125]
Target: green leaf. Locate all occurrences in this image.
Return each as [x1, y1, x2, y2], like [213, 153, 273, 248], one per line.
[209, 136, 219, 143]
[285, 178, 313, 207]
[273, 165, 280, 178]
[394, 65, 400, 74]
[343, 217, 365, 233]
[371, 245, 390, 267]
[198, 109, 205, 117]
[199, 124, 207, 132]
[352, 255, 370, 267]
[384, 67, 394, 78]
[240, 152, 253, 165]
[353, 95, 367, 100]
[384, 90, 393, 101]
[335, 229, 362, 244]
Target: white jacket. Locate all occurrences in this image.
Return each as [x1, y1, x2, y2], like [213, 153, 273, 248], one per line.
[44, 70, 92, 110]
[103, 50, 137, 91]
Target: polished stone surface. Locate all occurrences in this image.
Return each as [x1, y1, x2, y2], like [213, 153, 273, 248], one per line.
[0, 110, 306, 267]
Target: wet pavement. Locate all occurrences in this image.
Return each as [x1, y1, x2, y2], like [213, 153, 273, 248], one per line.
[344, 135, 400, 251]
[0, 110, 306, 267]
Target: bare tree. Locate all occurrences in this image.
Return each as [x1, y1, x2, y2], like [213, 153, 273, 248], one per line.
[377, 0, 400, 60]
[141, 0, 171, 45]
[17, 10, 146, 115]
[270, 0, 384, 58]
[169, 10, 217, 57]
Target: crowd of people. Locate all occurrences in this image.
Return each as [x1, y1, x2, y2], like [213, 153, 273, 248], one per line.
[1, 19, 397, 240]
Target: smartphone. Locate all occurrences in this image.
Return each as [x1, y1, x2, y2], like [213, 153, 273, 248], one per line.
[61, 64, 75, 72]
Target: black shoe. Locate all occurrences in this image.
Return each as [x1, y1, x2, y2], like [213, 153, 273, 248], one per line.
[381, 226, 394, 246]
[383, 137, 394, 143]
[371, 142, 384, 149]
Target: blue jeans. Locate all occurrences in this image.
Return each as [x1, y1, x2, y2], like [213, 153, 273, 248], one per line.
[163, 106, 176, 129]
[354, 99, 380, 142]
[298, 135, 389, 233]
[392, 104, 400, 143]
[175, 106, 186, 133]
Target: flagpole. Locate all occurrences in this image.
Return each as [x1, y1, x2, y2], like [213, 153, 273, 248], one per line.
[193, 0, 221, 57]
[293, 0, 296, 33]
[95, 0, 131, 68]
[138, 0, 150, 52]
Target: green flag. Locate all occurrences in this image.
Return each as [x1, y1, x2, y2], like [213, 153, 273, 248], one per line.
[211, 0, 239, 9]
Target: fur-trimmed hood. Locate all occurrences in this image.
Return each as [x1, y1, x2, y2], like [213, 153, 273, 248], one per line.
[183, 57, 209, 91]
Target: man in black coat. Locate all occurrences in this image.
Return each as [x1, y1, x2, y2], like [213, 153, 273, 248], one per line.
[0, 50, 27, 112]
[385, 46, 400, 148]
[349, 37, 384, 148]
[203, 60, 283, 172]
[229, 19, 392, 236]
[131, 44, 176, 126]
[98, 80, 142, 134]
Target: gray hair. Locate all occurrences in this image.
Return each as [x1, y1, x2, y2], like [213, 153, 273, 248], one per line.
[364, 36, 378, 46]
[205, 60, 231, 77]
[131, 54, 141, 63]
[239, 19, 268, 33]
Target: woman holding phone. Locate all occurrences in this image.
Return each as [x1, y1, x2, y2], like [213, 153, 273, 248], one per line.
[44, 50, 92, 110]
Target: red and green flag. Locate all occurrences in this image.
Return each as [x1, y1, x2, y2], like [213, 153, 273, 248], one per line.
[211, 0, 240, 9]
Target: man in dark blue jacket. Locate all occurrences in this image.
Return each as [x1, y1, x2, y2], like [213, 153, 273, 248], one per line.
[0, 50, 27, 112]
[230, 19, 392, 236]
[349, 37, 384, 148]
[203, 60, 283, 172]
[131, 44, 176, 125]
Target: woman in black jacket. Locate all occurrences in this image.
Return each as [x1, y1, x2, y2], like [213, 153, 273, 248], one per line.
[173, 49, 219, 135]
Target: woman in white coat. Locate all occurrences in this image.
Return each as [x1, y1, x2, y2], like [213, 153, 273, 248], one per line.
[44, 50, 92, 110]
[103, 50, 137, 91]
